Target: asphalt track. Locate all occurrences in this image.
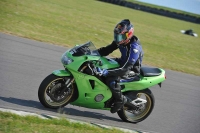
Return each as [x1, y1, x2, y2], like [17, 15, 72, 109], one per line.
[0, 33, 200, 133]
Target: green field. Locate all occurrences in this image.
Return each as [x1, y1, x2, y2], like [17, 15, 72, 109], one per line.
[0, 0, 200, 75]
[0, 111, 124, 133]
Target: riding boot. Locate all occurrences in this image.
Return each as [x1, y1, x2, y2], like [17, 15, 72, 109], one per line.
[108, 78, 127, 113]
[110, 92, 127, 113]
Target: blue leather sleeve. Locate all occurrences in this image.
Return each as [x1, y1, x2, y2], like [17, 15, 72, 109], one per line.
[128, 43, 141, 65]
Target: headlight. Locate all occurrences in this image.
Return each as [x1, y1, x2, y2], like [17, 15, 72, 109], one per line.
[61, 55, 73, 65]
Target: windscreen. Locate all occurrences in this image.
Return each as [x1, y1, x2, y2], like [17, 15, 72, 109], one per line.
[69, 41, 100, 56]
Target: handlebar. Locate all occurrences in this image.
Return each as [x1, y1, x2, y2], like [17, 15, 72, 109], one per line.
[87, 61, 101, 76]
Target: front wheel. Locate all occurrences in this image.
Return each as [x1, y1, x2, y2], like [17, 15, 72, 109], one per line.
[38, 74, 74, 109]
[117, 89, 154, 123]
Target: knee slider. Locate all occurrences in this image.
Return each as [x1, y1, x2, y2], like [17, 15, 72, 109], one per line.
[110, 81, 121, 91]
[109, 81, 116, 89]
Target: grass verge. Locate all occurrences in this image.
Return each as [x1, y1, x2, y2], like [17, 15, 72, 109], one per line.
[0, 111, 125, 133]
[0, 0, 200, 75]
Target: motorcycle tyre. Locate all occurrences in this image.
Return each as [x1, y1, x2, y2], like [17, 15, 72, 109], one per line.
[117, 89, 155, 123]
[38, 74, 74, 109]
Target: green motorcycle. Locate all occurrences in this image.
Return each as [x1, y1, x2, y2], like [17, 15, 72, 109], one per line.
[38, 41, 166, 123]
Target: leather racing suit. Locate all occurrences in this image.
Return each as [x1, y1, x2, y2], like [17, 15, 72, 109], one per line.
[97, 35, 143, 113]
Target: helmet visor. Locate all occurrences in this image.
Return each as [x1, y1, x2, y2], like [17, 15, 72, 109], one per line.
[114, 33, 127, 43]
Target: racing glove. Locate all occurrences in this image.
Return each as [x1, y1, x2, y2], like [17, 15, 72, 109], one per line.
[96, 67, 108, 76]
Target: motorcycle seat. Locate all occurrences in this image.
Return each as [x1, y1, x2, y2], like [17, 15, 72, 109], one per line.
[140, 67, 161, 77]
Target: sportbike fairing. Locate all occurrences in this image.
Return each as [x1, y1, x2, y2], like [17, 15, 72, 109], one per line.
[61, 42, 102, 66]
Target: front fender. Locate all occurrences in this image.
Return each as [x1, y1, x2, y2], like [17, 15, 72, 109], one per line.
[52, 70, 71, 77]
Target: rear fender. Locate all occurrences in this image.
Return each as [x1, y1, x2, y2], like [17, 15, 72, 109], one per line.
[52, 70, 71, 77]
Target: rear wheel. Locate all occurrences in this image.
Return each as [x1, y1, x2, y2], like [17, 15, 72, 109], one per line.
[38, 74, 74, 109]
[117, 89, 154, 123]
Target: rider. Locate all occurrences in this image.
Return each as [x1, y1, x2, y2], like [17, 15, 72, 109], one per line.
[96, 19, 144, 113]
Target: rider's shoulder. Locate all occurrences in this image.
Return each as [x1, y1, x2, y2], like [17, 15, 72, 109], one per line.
[132, 35, 139, 41]
[130, 35, 141, 46]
